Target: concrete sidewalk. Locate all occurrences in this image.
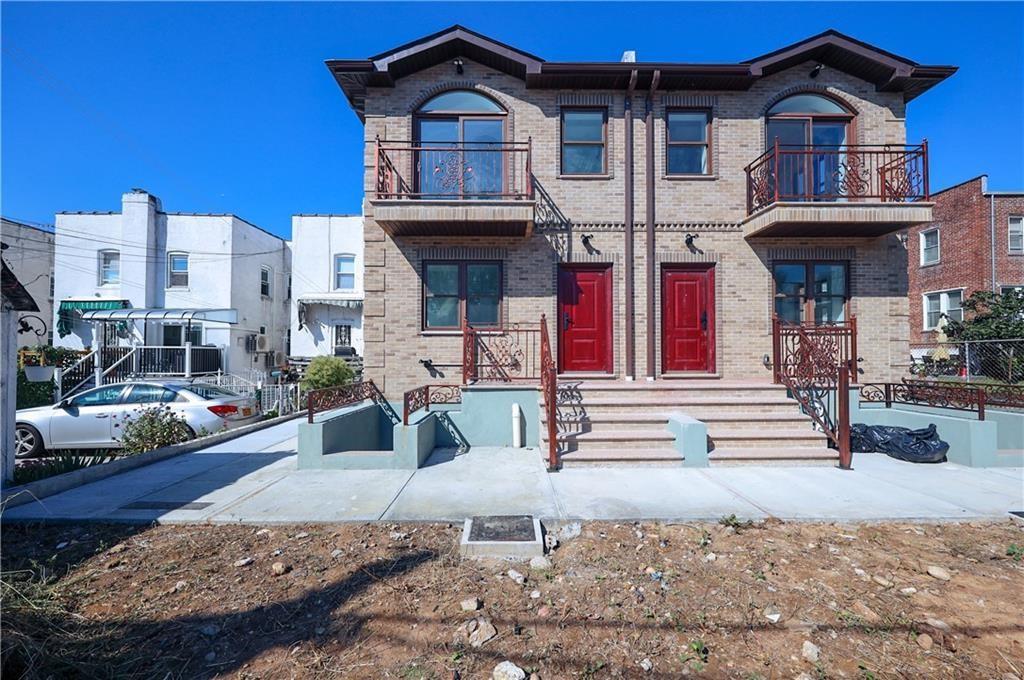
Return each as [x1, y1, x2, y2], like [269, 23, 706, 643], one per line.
[4, 419, 1022, 524]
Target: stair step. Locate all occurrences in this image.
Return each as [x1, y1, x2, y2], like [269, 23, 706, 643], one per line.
[709, 428, 827, 448]
[544, 429, 676, 449]
[557, 447, 684, 467]
[709, 447, 838, 467]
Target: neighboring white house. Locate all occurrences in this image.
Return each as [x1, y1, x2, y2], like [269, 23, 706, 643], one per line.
[289, 214, 364, 360]
[53, 190, 291, 374]
[1, 218, 55, 346]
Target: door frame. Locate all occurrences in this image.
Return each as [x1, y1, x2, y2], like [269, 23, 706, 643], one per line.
[660, 263, 716, 374]
[557, 263, 614, 374]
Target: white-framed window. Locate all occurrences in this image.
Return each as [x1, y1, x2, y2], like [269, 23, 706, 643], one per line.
[923, 289, 963, 330]
[1009, 216, 1023, 254]
[98, 250, 120, 285]
[167, 252, 189, 288]
[920, 228, 940, 266]
[260, 266, 272, 297]
[334, 254, 355, 291]
[1001, 285, 1023, 295]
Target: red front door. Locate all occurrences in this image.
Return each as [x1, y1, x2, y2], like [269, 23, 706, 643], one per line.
[662, 266, 715, 373]
[558, 265, 613, 373]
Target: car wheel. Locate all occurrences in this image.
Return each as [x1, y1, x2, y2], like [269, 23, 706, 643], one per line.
[15, 424, 44, 458]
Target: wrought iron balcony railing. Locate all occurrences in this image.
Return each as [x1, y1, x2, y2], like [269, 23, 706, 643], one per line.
[374, 139, 533, 201]
[745, 141, 929, 214]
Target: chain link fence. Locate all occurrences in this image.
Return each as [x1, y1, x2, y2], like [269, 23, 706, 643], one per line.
[909, 339, 1024, 385]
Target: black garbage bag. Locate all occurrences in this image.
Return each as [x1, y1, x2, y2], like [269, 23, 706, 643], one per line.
[850, 423, 949, 463]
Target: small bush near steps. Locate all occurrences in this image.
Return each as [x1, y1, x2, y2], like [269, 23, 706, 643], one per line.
[301, 356, 354, 392]
[115, 406, 195, 454]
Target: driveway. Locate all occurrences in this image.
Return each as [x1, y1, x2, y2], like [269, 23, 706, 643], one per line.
[4, 419, 1022, 523]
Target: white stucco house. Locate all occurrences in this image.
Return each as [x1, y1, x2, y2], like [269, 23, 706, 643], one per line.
[53, 190, 291, 377]
[1, 217, 55, 346]
[289, 214, 364, 361]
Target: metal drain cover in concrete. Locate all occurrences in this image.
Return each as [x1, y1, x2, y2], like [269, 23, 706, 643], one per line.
[120, 501, 214, 511]
[460, 515, 543, 559]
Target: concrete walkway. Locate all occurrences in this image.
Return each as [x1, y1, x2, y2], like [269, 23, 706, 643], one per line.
[4, 420, 1022, 524]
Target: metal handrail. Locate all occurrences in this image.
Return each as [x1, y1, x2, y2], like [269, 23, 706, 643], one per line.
[539, 313, 558, 471]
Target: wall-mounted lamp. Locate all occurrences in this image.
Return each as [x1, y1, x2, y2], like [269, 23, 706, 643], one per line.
[809, 63, 823, 79]
[684, 233, 704, 255]
[580, 233, 600, 255]
[419, 358, 442, 378]
[453, 58, 464, 75]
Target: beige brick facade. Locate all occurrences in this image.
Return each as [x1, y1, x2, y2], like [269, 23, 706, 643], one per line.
[357, 57, 915, 398]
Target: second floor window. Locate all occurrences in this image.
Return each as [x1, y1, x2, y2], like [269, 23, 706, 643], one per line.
[334, 255, 355, 291]
[561, 108, 607, 175]
[260, 266, 272, 297]
[167, 252, 189, 288]
[98, 250, 119, 285]
[666, 110, 711, 175]
[920, 229, 940, 265]
[423, 261, 502, 330]
[1010, 216, 1023, 253]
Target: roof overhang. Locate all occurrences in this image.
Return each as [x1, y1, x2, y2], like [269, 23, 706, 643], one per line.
[80, 308, 238, 324]
[1, 260, 39, 312]
[327, 27, 957, 120]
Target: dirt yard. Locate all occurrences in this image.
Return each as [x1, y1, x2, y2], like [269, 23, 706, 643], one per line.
[2, 518, 1023, 679]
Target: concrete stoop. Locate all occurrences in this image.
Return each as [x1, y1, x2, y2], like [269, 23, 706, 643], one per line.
[541, 380, 838, 467]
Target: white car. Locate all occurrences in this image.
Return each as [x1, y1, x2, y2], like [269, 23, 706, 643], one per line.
[15, 381, 260, 457]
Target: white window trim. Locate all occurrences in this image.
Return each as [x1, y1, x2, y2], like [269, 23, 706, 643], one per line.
[167, 251, 189, 289]
[922, 287, 964, 331]
[919, 228, 940, 266]
[260, 265, 273, 298]
[334, 253, 356, 292]
[1009, 215, 1023, 254]
[97, 249, 120, 286]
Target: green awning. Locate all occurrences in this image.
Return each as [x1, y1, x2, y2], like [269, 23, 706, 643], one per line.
[56, 299, 130, 337]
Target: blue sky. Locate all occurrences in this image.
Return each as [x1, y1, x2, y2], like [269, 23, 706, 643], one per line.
[3, 2, 1022, 238]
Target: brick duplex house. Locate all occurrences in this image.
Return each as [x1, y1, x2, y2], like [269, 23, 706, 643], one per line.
[907, 175, 1024, 344]
[324, 27, 956, 465]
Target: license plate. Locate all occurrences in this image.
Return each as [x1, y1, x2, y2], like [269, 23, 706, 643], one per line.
[242, 408, 252, 417]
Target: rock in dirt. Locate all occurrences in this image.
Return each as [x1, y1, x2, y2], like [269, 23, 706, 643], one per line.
[923, 617, 951, 632]
[508, 568, 526, 584]
[460, 597, 482, 612]
[537, 606, 552, 618]
[233, 557, 254, 568]
[557, 522, 582, 540]
[801, 640, 820, 663]
[530, 589, 541, 599]
[917, 633, 934, 650]
[271, 561, 290, 576]
[900, 587, 917, 595]
[872, 575, 894, 588]
[456, 618, 497, 648]
[763, 605, 782, 624]
[529, 556, 551, 570]
[293, 531, 309, 539]
[927, 565, 951, 581]
[389, 531, 409, 541]
[330, 549, 343, 559]
[492, 661, 526, 680]
[852, 601, 882, 624]
[639, 658, 654, 672]
[704, 552, 717, 562]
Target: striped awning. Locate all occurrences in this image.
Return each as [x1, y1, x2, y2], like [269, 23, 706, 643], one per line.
[56, 299, 130, 337]
[79, 308, 238, 323]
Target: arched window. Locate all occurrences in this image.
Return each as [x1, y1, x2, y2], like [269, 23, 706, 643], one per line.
[766, 93, 855, 200]
[415, 90, 506, 198]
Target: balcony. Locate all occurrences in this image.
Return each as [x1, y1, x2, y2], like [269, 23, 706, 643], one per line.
[743, 142, 933, 237]
[371, 140, 535, 237]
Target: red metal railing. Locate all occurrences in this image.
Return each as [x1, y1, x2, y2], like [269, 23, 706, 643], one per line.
[461, 321, 543, 383]
[771, 316, 857, 470]
[306, 380, 398, 424]
[860, 380, 988, 420]
[772, 316, 858, 384]
[375, 138, 533, 200]
[402, 384, 463, 425]
[539, 313, 558, 471]
[745, 140, 929, 214]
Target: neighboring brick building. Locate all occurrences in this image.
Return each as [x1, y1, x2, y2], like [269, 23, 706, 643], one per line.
[907, 176, 1024, 344]
[326, 26, 955, 399]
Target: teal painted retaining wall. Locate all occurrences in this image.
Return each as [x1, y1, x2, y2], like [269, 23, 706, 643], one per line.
[298, 401, 400, 470]
[850, 391, 1024, 467]
[439, 385, 540, 448]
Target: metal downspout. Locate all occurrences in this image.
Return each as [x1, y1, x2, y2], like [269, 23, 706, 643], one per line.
[624, 70, 637, 380]
[645, 70, 660, 380]
[990, 185, 997, 292]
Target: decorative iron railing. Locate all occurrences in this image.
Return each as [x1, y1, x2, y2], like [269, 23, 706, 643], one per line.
[540, 314, 558, 471]
[462, 321, 543, 383]
[772, 317, 858, 384]
[772, 316, 854, 469]
[306, 380, 399, 424]
[860, 380, 990, 420]
[374, 138, 533, 200]
[402, 384, 463, 425]
[745, 141, 929, 214]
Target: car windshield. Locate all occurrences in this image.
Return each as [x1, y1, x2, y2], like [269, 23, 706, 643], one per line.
[185, 384, 241, 400]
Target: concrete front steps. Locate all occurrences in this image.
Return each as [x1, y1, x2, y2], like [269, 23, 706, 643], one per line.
[540, 380, 838, 467]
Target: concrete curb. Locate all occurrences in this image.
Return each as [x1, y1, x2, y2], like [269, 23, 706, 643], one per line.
[1, 412, 305, 509]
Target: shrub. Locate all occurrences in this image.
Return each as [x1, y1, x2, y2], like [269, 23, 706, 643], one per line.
[301, 356, 354, 392]
[12, 452, 115, 485]
[16, 345, 89, 409]
[16, 370, 56, 409]
[116, 406, 193, 454]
